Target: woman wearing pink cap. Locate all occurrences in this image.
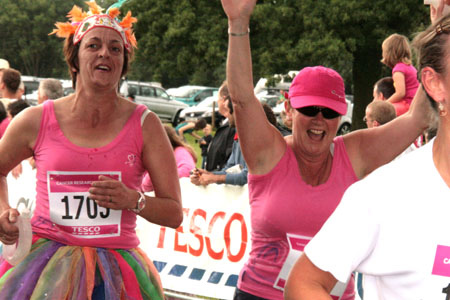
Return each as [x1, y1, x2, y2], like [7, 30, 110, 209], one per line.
[0, 1, 181, 299]
[221, 0, 432, 299]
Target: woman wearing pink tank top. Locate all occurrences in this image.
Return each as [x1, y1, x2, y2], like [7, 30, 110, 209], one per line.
[221, 1, 433, 299]
[0, 2, 181, 299]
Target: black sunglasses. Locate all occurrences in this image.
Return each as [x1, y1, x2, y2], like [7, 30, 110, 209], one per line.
[296, 106, 341, 119]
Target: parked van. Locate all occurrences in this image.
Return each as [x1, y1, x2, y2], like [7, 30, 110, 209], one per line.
[120, 80, 188, 126]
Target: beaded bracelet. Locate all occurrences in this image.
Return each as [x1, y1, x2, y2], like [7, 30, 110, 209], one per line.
[228, 28, 250, 36]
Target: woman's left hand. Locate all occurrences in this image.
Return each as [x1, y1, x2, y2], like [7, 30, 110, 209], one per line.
[89, 175, 138, 210]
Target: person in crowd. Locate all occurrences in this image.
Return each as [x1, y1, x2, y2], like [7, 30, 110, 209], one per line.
[0, 68, 22, 138]
[199, 123, 213, 169]
[0, 68, 21, 110]
[142, 124, 197, 192]
[0, 2, 182, 299]
[372, 76, 395, 101]
[191, 90, 247, 186]
[220, 0, 432, 299]
[204, 81, 236, 172]
[285, 6, 450, 299]
[37, 78, 64, 105]
[7, 100, 30, 120]
[175, 118, 207, 141]
[0, 59, 9, 99]
[380, 33, 419, 116]
[191, 102, 281, 187]
[364, 100, 397, 128]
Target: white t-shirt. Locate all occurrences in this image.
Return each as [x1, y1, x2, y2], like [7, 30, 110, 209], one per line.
[305, 139, 450, 300]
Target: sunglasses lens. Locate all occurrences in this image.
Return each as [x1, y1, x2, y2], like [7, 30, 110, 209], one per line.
[297, 106, 319, 117]
[297, 106, 340, 119]
[321, 108, 340, 119]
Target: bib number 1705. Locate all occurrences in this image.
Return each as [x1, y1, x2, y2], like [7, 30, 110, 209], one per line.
[61, 195, 110, 220]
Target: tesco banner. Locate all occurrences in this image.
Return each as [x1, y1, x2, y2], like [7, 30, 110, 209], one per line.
[137, 178, 251, 299]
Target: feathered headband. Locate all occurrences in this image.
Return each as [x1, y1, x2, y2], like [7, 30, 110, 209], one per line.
[50, 0, 137, 52]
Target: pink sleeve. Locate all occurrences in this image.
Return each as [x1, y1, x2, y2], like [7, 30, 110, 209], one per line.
[174, 147, 196, 178]
[392, 62, 407, 74]
[141, 173, 153, 192]
[0, 118, 10, 139]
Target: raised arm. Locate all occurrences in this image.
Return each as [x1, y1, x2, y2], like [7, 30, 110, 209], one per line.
[222, 0, 285, 175]
[343, 86, 431, 178]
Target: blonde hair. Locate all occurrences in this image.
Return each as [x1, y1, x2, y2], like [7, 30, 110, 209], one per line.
[381, 33, 412, 68]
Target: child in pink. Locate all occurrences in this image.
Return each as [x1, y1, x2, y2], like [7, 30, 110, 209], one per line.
[381, 33, 419, 116]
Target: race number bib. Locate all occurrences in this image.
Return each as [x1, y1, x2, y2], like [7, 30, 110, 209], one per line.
[274, 233, 348, 300]
[421, 244, 450, 299]
[47, 171, 122, 239]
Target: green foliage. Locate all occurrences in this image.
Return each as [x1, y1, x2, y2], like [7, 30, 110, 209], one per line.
[0, 0, 84, 78]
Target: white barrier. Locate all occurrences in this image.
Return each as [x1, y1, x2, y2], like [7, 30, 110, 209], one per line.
[138, 178, 250, 299]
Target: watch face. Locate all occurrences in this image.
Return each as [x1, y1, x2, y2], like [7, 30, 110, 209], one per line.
[138, 198, 145, 210]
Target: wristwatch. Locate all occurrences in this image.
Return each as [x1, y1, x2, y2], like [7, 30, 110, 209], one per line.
[129, 191, 146, 214]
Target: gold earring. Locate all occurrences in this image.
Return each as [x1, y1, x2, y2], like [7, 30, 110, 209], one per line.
[439, 102, 447, 117]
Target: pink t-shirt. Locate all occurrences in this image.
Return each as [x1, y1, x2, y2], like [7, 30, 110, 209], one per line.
[238, 136, 358, 300]
[392, 62, 419, 105]
[0, 118, 10, 139]
[141, 146, 195, 192]
[31, 101, 147, 249]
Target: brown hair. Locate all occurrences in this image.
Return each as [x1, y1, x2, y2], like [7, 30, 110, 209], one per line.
[367, 101, 397, 125]
[374, 77, 395, 99]
[194, 118, 207, 130]
[381, 33, 412, 68]
[164, 125, 197, 163]
[1, 68, 21, 94]
[412, 14, 450, 111]
[63, 34, 134, 89]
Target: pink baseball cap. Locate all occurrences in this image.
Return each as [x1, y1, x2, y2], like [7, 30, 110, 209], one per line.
[289, 66, 347, 115]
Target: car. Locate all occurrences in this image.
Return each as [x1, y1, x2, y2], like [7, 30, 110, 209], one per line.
[178, 92, 224, 127]
[168, 85, 219, 106]
[338, 95, 353, 135]
[120, 80, 188, 126]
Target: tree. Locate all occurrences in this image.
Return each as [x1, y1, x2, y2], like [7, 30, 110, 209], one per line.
[124, 0, 228, 88]
[0, 0, 84, 78]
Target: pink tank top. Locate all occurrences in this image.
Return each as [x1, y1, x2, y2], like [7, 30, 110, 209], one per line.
[31, 101, 147, 249]
[238, 136, 358, 299]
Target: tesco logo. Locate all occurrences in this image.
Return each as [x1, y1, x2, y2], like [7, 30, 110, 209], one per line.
[157, 208, 248, 262]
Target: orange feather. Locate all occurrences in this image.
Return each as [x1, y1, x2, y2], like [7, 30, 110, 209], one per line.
[108, 7, 120, 19]
[85, 1, 103, 15]
[49, 22, 76, 38]
[67, 5, 87, 22]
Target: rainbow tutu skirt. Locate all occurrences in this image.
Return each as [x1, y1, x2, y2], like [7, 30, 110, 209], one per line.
[0, 236, 164, 300]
